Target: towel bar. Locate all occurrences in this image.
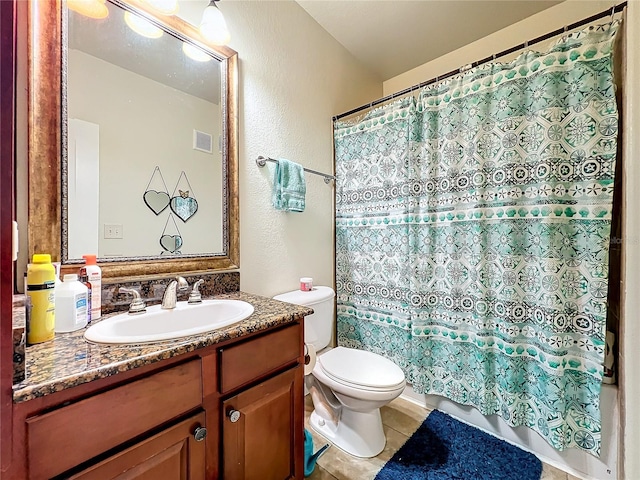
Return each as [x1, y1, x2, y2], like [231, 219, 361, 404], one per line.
[256, 156, 335, 184]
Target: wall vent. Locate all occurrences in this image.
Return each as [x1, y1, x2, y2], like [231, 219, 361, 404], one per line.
[193, 129, 213, 154]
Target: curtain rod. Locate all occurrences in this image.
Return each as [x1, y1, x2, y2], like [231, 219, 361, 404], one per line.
[334, 1, 627, 122]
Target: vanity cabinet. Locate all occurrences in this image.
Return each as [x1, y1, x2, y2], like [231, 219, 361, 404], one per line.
[8, 319, 305, 480]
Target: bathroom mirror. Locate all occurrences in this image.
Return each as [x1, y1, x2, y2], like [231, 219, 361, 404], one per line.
[28, 0, 238, 278]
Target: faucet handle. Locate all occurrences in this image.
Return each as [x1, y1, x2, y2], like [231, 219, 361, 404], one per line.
[119, 287, 147, 315]
[188, 279, 205, 304]
[176, 276, 189, 291]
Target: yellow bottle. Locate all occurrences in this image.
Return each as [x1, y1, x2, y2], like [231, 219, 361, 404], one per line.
[26, 254, 56, 344]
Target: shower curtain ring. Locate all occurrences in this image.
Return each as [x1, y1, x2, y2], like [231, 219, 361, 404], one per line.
[610, 6, 616, 22]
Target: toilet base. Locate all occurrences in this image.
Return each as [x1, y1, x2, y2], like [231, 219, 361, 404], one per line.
[309, 407, 386, 458]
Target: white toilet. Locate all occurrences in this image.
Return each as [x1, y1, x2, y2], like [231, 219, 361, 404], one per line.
[273, 286, 406, 458]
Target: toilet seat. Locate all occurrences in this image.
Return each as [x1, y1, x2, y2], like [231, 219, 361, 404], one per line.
[317, 347, 405, 392]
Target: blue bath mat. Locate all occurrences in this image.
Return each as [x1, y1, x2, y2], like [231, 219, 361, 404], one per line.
[375, 410, 542, 480]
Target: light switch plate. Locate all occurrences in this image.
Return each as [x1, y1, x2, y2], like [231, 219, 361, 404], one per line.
[104, 224, 123, 239]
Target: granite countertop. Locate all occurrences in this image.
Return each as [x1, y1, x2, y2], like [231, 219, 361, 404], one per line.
[12, 292, 313, 403]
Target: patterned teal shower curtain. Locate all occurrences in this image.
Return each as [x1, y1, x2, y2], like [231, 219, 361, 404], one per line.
[335, 97, 417, 373]
[335, 21, 620, 456]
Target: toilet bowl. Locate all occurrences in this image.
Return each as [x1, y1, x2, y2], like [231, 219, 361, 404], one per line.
[309, 346, 406, 457]
[273, 287, 406, 458]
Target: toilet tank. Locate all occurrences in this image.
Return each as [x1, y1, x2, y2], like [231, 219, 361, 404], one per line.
[273, 286, 335, 351]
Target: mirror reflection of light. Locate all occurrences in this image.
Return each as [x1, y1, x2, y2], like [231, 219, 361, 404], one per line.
[200, 1, 230, 46]
[67, 0, 109, 19]
[143, 0, 179, 15]
[182, 43, 213, 63]
[124, 11, 163, 39]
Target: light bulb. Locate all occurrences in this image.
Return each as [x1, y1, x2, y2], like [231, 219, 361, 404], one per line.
[143, 0, 179, 15]
[182, 43, 212, 62]
[200, 1, 230, 46]
[124, 11, 163, 39]
[67, 0, 109, 19]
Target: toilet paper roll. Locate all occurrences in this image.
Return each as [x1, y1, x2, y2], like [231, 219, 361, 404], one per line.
[304, 343, 317, 375]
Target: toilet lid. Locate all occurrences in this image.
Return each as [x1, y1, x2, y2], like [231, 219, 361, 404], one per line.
[317, 347, 405, 389]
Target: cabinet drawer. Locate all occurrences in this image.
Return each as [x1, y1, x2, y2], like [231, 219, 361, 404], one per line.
[26, 359, 202, 480]
[219, 323, 301, 394]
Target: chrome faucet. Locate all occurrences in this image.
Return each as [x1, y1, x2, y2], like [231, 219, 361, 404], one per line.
[161, 276, 189, 309]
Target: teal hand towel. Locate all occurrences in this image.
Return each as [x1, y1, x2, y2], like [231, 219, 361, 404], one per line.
[272, 158, 306, 212]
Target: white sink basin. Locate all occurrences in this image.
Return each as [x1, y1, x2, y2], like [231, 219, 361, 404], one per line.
[84, 299, 254, 344]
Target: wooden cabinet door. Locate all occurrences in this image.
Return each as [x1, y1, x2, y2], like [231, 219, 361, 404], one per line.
[222, 366, 303, 480]
[68, 412, 206, 480]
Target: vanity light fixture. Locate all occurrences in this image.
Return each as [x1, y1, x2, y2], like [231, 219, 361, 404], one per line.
[67, 0, 109, 19]
[182, 43, 212, 62]
[200, 0, 230, 46]
[142, 0, 179, 15]
[124, 10, 163, 39]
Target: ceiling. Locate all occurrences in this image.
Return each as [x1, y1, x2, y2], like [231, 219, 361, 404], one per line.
[296, 0, 563, 81]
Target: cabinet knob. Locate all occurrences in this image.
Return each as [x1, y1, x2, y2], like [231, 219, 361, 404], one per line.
[193, 426, 208, 442]
[227, 409, 241, 423]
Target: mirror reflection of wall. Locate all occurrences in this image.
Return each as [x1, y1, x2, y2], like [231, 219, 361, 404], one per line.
[66, 1, 224, 259]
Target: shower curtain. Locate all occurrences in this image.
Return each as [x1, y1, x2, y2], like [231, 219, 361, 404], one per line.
[334, 21, 620, 456]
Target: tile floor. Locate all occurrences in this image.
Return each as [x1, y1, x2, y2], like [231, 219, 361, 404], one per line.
[304, 395, 583, 480]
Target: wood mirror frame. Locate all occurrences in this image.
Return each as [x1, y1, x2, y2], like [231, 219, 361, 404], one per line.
[28, 0, 239, 279]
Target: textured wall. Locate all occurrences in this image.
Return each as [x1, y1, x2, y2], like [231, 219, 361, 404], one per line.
[215, 1, 381, 297]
